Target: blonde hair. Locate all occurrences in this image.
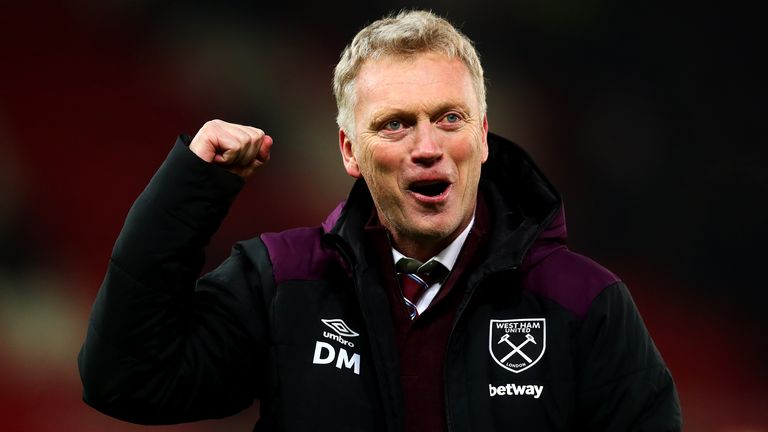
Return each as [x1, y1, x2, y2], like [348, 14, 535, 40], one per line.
[332, 10, 486, 135]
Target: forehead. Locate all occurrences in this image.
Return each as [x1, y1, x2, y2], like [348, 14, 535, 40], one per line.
[354, 52, 478, 117]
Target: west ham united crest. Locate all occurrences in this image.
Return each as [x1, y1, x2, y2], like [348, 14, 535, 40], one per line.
[489, 318, 546, 373]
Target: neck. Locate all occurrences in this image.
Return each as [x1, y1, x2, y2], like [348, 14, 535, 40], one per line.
[390, 235, 451, 263]
[387, 215, 474, 262]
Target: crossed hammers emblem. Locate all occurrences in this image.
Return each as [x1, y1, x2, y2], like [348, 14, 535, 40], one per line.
[497, 333, 536, 364]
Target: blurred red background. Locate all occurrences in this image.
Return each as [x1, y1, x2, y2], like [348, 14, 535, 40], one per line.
[1, 1, 765, 431]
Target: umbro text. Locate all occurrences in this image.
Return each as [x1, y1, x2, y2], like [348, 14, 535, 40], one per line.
[323, 331, 355, 348]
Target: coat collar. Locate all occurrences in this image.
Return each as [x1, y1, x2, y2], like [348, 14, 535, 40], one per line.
[322, 132, 564, 274]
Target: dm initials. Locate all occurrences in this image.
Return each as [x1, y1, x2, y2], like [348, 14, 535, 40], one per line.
[312, 341, 361, 375]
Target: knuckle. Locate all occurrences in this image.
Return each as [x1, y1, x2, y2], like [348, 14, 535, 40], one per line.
[246, 126, 264, 140]
[201, 120, 222, 138]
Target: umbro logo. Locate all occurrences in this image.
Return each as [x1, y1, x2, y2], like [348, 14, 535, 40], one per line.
[321, 318, 359, 338]
[314, 318, 361, 375]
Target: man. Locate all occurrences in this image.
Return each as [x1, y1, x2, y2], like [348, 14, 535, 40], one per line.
[79, 10, 681, 431]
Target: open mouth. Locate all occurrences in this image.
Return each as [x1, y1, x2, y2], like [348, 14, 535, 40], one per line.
[408, 181, 451, 197]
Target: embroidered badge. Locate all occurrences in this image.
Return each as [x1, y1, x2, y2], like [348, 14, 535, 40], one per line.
[489, 318, 546, 373]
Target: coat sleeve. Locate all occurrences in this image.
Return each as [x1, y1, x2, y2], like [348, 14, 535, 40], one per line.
[574, 282, 682, 431]
[78, 137, 272, 425]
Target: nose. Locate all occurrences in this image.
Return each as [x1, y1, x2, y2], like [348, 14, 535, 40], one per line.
[411, 122, 442, 166]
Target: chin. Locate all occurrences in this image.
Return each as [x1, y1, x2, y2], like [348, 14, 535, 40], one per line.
[404, 220, 458, 242]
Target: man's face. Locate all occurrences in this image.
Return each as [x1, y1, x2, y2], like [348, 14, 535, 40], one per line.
[340, 52, 488, 257]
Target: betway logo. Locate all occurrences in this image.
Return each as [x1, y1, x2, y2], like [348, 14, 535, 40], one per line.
[488, 383, 544, 399]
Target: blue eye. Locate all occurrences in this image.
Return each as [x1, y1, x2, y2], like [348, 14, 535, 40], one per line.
[445, 113, 460, 123]
[384, 120, 402, 131]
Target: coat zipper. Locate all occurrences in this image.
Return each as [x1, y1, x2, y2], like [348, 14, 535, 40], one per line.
[325, 234, 401, 432]
[443, 264, 518, 432]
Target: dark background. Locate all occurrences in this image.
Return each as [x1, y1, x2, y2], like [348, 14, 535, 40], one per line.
[1, 1, 765, 430]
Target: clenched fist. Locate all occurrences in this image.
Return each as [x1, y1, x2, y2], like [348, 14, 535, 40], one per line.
[189, 119, 273, 179]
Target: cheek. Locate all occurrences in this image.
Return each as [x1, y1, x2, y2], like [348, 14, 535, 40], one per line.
[360, 146, 399, 178]
[451, 138, 484, 166]
[452, 140, 486, 187]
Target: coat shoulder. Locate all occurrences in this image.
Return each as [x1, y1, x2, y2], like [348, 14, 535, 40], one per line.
[522, 247, 620, 320]
[259, 227, 341, 284]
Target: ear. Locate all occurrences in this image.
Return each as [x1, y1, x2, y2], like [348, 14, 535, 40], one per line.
[339, 129, 361, 178]
[480, 114, 489, 163]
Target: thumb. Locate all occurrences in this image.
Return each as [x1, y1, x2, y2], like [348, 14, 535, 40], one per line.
[213, 147, 237, 165]
[257, 134, 274, 162]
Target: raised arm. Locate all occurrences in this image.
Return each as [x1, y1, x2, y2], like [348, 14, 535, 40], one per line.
[78, 121, 274, 424]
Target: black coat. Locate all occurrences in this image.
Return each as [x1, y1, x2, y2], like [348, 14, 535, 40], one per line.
[78, 133, 682, 431]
